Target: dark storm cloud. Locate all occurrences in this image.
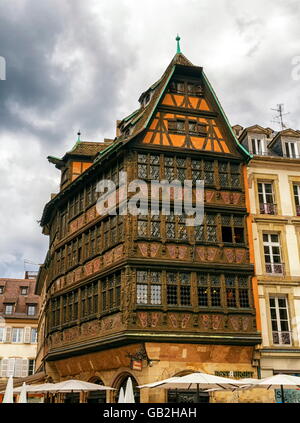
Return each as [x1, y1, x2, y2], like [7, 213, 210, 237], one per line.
[0, 0, 136, 152]
[0, 2, 68, 139]
[0, 0, 137, 277]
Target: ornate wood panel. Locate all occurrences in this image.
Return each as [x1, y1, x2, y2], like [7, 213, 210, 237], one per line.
[142, 111, 230, 153]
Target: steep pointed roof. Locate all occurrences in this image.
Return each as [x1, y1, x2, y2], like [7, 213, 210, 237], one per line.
[115, 52, 251, 161]
[117, 53, 197, 139]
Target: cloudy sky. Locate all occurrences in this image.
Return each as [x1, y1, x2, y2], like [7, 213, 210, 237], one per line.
[0, 0, 300, 278]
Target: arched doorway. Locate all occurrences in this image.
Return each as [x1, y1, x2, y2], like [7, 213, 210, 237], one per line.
[87, 377, 106, 403]
[167, 371, 210, 403]
[114, 373, 140, 403]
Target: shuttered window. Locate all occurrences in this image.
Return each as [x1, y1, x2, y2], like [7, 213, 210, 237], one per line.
[5, 327, 12, 343]
[0, 358, 9, 377]
[24, 327, 31, 344]
[0, 327, 5, 342]
[0, 358, 29, 377]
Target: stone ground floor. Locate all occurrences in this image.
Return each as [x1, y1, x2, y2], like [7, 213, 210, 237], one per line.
[43, 342, 276, 403]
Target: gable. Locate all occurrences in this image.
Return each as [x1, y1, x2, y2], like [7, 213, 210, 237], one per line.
[138, 71, 245, 157]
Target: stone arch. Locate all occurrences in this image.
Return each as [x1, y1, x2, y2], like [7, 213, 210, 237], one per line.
[112, 372, 140, 403]
[87, 375, 107, 403]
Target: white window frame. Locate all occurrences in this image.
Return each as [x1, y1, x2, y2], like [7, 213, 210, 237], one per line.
[251, 138, 265, 155]
[285, 141, 298, 158]
[293, 184, 300, 208]
[0, 327, 5, 342]
[258, 182, 274, 204]
[269, 296, 292, 345]
[263, 233, 283, 274]
[12, 328, 24, 343]
[5, 304, 14, 315]
[27, 304, 36, 316]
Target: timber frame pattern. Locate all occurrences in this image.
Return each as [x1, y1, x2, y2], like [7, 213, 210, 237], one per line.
[36, 52, 260, 365]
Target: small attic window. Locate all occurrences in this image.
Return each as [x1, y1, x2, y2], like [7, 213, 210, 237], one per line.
[188, 83, 203, 96]
[124, 127, 131, 137]
[143, 93, 151, 106]
[170, 80, 185, 93]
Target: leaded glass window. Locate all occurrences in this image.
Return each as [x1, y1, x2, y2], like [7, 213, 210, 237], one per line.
[137, 213, 161, 238]
[197, 274, 221, 307]
[167, 272, 191, 306]
[136, 270, 162, 305]
[196, 214, 217, 242]
[101, 273, 121, 312]
[166, 212, 176, 239]
[218, 162, 241, 188]
[226, 275, 237, 307]
[204, 161, 214, 185]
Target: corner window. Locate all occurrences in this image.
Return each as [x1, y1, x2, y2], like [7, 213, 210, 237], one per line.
[136, 270, 162, 305]
[0, 286, 4, 294]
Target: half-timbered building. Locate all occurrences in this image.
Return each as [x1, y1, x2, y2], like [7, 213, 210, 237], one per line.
[36, 45, 263, 403]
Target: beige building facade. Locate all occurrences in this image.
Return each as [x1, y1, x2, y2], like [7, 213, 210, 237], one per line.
[235, 124, 300, 403]
[0, 274, 40, 386]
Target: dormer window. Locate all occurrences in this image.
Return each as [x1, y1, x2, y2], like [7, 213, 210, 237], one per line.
[124, 127, 131, 137]
[251, 138, 265, 155]
[143, 93, 151, 107]
[27, 304, 36, 316]
[285, 141, 298, 158]
[20, 287, 28, 295]
[5, 304, 14, 315]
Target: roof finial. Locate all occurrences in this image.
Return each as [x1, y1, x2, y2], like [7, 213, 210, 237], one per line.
[77, 130, 81, 142]
[176, 34, 181, 54]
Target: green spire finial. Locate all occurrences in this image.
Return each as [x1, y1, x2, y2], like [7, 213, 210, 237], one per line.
[77, 131, 81, 142]
[176, 34, 181, 54]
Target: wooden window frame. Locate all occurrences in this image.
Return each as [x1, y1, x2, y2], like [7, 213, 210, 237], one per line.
[136, 270, 162, 306]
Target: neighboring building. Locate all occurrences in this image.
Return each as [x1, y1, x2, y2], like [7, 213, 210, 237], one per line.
[0, 272, 40, 382]
[36, 47, 264, 403]
[236, 124, 300, 403]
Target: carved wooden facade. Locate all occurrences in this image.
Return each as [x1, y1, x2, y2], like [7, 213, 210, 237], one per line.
[37, 52, 260, 367]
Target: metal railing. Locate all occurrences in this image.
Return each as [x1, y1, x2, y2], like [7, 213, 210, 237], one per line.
[265, 262, 285, 275]
[259, 203, 277, 215]
[272, 331, 292, 345]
